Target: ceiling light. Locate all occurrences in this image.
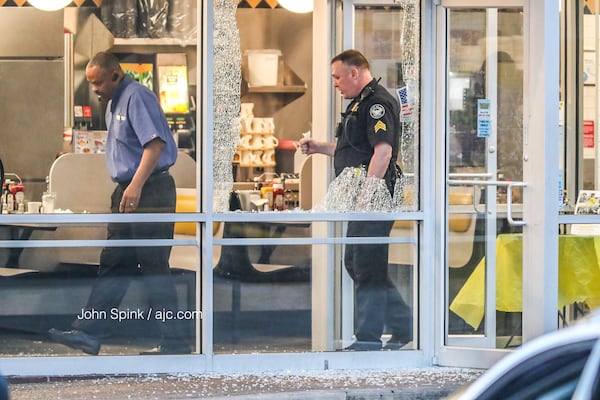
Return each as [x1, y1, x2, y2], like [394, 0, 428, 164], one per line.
[28, 0, 71, 12]
[278, 0, 313, 13]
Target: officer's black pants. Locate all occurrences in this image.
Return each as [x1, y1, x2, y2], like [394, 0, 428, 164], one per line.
[345, 220, 412, 344]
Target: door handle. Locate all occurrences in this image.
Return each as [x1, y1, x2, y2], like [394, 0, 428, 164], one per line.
[448, 179, 527, 225]
[448, 174, 493, 214]
[506, 181, 527, 226]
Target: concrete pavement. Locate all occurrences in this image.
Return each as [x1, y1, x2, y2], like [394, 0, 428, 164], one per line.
[7, 367, 483, 399]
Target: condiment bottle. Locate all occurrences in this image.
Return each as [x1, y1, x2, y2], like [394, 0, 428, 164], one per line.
[10, 182, 25, 212]
[0, 182, 7, 213]
[3, 180, 14, 213]
[273, 183, 285, 211]
[261, 182, 274, 210]
[253, 177, 262, 191]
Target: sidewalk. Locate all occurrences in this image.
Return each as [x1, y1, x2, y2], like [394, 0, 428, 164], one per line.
[7, 367, 483, 399]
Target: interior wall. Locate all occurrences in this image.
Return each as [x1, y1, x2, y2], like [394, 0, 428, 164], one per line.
[236, 9, 313, 141]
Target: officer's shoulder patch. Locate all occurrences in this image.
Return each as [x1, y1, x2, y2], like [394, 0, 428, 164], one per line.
[369, 104, 385, 119]
[374, 120, 387, 133]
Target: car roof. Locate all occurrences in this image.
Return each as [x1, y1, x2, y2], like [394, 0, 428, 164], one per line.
[454, 309, 600, 399]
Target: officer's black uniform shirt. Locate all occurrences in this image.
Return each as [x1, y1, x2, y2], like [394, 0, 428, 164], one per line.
[333, 78, 400, 177]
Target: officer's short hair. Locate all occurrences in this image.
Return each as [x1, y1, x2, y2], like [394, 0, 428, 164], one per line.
[331, 49, 370, 70]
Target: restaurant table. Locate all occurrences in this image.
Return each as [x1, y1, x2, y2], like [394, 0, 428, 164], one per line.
[450, 233, 600, 330]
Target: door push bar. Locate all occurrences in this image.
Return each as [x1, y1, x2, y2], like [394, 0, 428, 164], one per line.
[447, 179, 528, 226]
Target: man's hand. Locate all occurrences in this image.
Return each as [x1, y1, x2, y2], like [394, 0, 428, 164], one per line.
[119, 185, 142, 213]
[297, 137, 336, 157]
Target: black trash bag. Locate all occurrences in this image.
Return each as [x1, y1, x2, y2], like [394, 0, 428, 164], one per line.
[137, 0, 169, 38]
[101, 0, 138, 39]
[213, 192, 310, 283]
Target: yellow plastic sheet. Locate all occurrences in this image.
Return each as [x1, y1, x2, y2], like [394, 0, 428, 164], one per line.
[450, 234, 600, 329]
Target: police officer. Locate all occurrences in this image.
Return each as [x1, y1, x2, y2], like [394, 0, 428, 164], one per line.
[299, 49, 412, 351]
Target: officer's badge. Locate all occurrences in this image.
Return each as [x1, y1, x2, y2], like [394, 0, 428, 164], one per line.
[369, 104, 385, 119]
[374, 120, 387, 133]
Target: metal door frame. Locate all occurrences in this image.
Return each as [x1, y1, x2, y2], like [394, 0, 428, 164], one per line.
[434, 0, 561, 369]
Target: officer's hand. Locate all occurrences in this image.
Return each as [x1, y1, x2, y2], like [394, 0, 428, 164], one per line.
[298, 137, 315, 155]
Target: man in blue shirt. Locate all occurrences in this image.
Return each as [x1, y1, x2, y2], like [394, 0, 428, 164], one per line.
[49, 52, 189, 355]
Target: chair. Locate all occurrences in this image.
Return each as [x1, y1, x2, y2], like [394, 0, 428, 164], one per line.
[446, 190, 486, 334]
[48, 153, 113, 213]
[388, 188, 485, 334]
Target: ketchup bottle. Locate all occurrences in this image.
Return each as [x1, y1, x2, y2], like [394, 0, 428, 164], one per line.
[273, 183, 285, 211]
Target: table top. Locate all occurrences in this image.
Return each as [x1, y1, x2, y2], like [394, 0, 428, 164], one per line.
[450, 233, 600, 329]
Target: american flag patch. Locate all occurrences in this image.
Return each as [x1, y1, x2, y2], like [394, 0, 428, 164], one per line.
[397, 86, 414, 122]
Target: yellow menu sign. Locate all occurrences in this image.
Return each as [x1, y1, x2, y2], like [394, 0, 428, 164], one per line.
[158, 65, 189, 114]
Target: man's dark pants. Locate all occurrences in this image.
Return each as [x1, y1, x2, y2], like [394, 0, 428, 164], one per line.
[73, 172, 186, 346]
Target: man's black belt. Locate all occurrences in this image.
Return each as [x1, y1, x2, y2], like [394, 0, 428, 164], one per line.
[118, 169, 169, 186]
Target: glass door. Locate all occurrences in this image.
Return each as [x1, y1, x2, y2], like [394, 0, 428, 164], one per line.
[443, 5, 526, 349]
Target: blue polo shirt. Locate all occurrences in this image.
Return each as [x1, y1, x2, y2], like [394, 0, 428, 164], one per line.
[105, 75, 177, 182]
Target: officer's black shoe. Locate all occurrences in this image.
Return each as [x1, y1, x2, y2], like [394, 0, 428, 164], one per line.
[48, 328, 101, 355]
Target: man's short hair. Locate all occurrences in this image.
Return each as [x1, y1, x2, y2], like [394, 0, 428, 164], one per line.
[331, 49, 370, 70]
[87, 51, 122, 73]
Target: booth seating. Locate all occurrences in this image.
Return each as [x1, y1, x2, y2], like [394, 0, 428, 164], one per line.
[46, 152, 196, 267]
[390, 189, 481, 267]
[444, 191, 486, 305]
[174, 189, 311, 343]
[48, 152, 196, 212]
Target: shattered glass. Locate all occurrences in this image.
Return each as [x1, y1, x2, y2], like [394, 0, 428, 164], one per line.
[213, 0, 242, 212]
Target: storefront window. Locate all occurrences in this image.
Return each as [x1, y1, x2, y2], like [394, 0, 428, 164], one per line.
[582, 5, 600, 192]
[211, 0, 421, 353]
[213, 238, 313, 354]
[354, 4, 420, 211]
[0, 3, 200, 358]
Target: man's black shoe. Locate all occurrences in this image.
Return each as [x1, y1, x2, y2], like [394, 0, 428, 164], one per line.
[48, 328, 101, 355]
[382, 335, 410, 350]
[140, 343, 191, 355]
[339, 341, 382, 351]
[382, 340, 407, 350]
